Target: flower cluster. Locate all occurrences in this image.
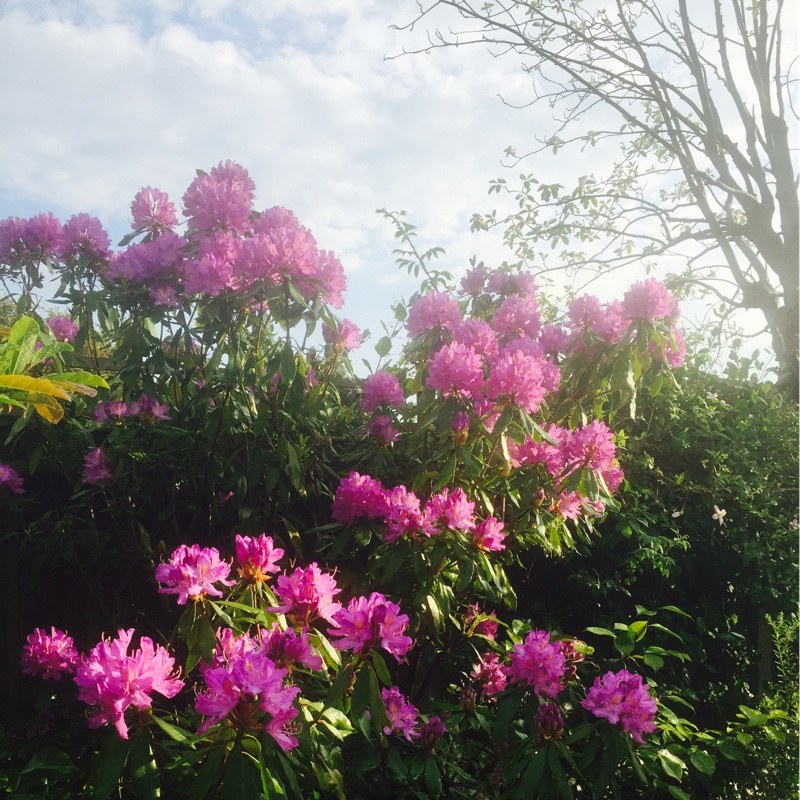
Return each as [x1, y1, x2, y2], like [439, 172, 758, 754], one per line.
[506, 630, 568, 698]
[581, 669, 658, 744]
[155, 544, 235, 604]
[272, 563, 342, 627]
[0, 463, 25, 495]
[82, 448, 113, 485]
[48, 314, 79, 343]
[20, 627, 81, 681]
[332, 473, 506, 549]
[74, 629, 183, 739]
[329, 592, 413, 661]
[235, 534, 284, 584]
[195, 632, 301, 749]
[93, 394, 170, 424]
[381, 686, 420, 741]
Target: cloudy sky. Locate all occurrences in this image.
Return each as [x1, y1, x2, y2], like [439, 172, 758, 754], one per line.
[0, 0, 779, 367]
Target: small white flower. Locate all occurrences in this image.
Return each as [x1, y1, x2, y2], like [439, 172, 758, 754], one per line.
[712, 505, 727, 525]
[671, 510, 683, 518]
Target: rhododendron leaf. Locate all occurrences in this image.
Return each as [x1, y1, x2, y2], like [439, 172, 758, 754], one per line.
[186, 614, 217, 664]
[386, 747, 407, 781]
[150, 716, 192, 744]
[0, 375, 71, 400]
[689, 750, 717, 777]
[366, 668, 389, 736]
[657, 748, 685, 780]
[375, 336, 392, 357]
[89, 733, 130, 800]
[371, 652, 392, 687]
[516, 748, 547, 798]
[53, 371, 109, 389]
[220, 745, 262, 800]
[585, 626, 615, 638]
[349, 665, 371, 723]
[434, 453, 456, 491]
[130, 731, 160, 799]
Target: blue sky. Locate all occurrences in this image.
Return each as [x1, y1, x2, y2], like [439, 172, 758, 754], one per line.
[0, 0, 780, 368]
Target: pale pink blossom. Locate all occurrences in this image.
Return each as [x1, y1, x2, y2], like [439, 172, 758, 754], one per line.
[472, 516, 506, 551]
[622, 279, 680, 324]
[47, 314, 79, 344]
[322, 318, 362, 350]
[59, 213, 111, 263]
[426, 342, 485, 399]
[131, 187, 179, 231]
[406, 291, 461, 337]
[182, 160, 256, 236]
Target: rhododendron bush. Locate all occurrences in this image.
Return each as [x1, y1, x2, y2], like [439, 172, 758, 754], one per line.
[0, 162, 785, 799]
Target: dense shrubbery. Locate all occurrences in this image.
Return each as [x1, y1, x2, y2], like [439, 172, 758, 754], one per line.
[0, 163, 795, 799]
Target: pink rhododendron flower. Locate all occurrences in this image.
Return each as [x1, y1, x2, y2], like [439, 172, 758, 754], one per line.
[48, 314, 79, 343]
[272, 563, 342, 626]
[506, 630, 567, 698]
[235, 534, 284, 584]
[260, 623, 324, 672]
[322, 318, 361, 350]
[486, 269, 538, 297]
[181, 230, 239, 296]
[406, 291, 461, 337]
[383, 485, 424, 542]
[368, 415, 400, 445]
[182, 160, 256, 236]
[59, 213, 112, 264]
[131, 186, 179, 231]
[453, 319, 499, 360]
[485, 350, 548, 413]
[460, 266, 487, 295]
[564, 420, 617, 473]
[330, 592, 413, 661]
[539, 323, 571, 356]
[381, 686, 420, 740]
[108, 231, 184, 285]
[581, 669, 658, 744]
[471, 652, 507, 697]
[492, 294, 541, 340]
[20, 627, 81, 680]
[423, 487, 477, 535]
[622, 279, 680, 324]
[332, 472, 387, 526]
[74, 629, 183, 739]
[650, 327, 686, 368]
[0, 463, 25, 495]
[472, 516, 506, 551]
[426, 342, 485, 399]
[362, 370, 404, 413]
[420, 716, 447, 749]
[0, 214, 62, 263]
[83, 448, 113, 485]
[195, 649, 300, 748]
[549, 490, 584, 520]
[136, 394, 171, 423]
[155, 544, 235, 605]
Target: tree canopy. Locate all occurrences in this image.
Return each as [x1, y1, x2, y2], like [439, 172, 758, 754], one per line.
[396, 0, 799, 389]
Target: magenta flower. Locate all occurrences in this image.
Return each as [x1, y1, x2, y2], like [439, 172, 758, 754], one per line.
[131, 186, 179, 231]
[182, 230, 239, 296]
[261, 623, 324, 672]
[472, 516, 506, 552]
[82, 448, 113, 485]
[0, 463, 25, 495]
[332, 472, 387, 526]
[136, 394, 171, 423]
[272, 563, 342, 627]
[48, 314, 79, 343]
[381, 686, 420, 740]
[622, 279, 680, 324]
[564, 420, 617, 473]
[453, 319, 499, 360]
[107, 231, 184, 284]
[487, 269, 537, 297]
[195, 650, 300, 748]
[22, 213, 62, 260]
[383, 485, 424, 542]
[74, 629, 183, 739]
[155, 544, 235, 605]
[485, 350, 548, 413]
[423, 487, 476, 535]
[322, 318, 362, 350]
[368, 415, 400, 445]
[182, 160, 256, 236]
[492, 294, 541, 340]
[330, 592, 413, 661]
[59, 213, 111, 263]
[235, 534, 284, 584]
[406, 291, 462, 338]
[581, 669, 658, 744]
[20, 627, 81, 681]
[471, 652, 507, 697]
[362, 370, 404, 413]
[426, 342, 485, 399]
[506, 630, 567, 698]
[549, 490, 584, 520]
